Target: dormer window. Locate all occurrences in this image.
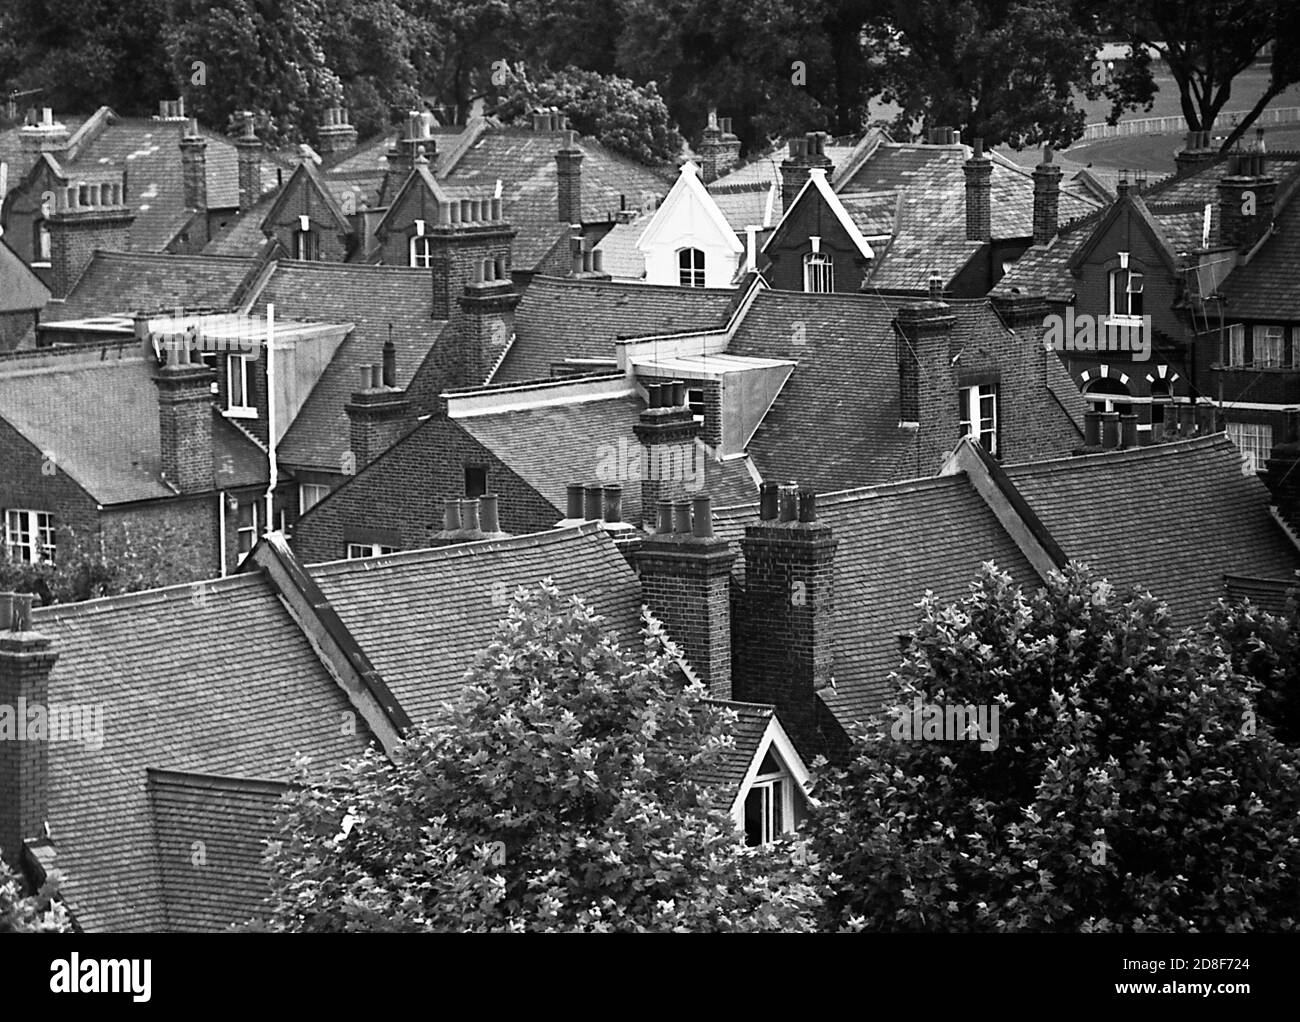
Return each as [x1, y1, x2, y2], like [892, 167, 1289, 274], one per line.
[293, 229, 318, 261]
[803, 251, 833, 293]
[678, 248, 705, 287]
[743, 748, 797, 846]
[409, 235, 434, 268]
[1109, 267, 1143, 319]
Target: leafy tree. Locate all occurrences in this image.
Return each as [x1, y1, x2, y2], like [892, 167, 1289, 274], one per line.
[0, 858, 71, 933]
[490, 64, 684, 164]
[315, 0, 423, 139]
[259, 581, 822, 932]
[1092, 0, 1300, 151]
[867, 0, 1110, 149]
[1205, 587, 1300, 744]
[0, 0, 173, 117]
[810, 562, 1300, 932]
[163, 0, 344, 147]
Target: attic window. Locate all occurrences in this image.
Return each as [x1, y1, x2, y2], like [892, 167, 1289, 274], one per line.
[958, 383, 999, 456]
[803, 251, 833, 293]
[678, 248, 705, 287]
[744, 745, 796, 847]
[1109, 268, 1143, 319]
[410, 235, 434, 268]
[464, 465, 488, 498]
[293, 229, 319, 261]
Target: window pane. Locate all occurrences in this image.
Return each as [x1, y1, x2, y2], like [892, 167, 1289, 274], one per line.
[743, 787, 764, 846]
[772, 780, 784, 836]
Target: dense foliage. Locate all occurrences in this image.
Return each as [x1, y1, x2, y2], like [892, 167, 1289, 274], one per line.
[0, 858, 71, 933]
[809, 563, 1300, 932]
[259, 582, 821, 932]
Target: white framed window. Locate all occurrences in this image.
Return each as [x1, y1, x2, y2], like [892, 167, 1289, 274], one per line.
[1109, 267, 1143, 319]
[1227, 323, 1247, 367]
[803, 251, 833, 293]
[299, 483, 330, 515]
[293, 229, 318, 261]
[743, 749, 796, 847]
[958, 383, 999, 455]
[409, 235, 434, 268]
[346, 542, 398, 559]
[235, 502, 258, 564]
[1254, 325, 1285, 368]
[4, 509, 55, 565]
[35, 220, 51, 263]
[678, 248, 705, 287]
[226, 353, 255, 416]
[687, 386, 705, 425]
[1226, 421, 1273, 474]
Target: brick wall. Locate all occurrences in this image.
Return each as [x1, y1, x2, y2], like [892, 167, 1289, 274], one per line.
[46, 209, 133, 299]
[0, 414, 100, 556]
[763, 194, 869, 294]
[290, 416, 559, 563]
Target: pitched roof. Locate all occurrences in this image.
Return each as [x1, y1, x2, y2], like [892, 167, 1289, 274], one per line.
[1003, 435, 1300, 625]
[709, 180, 776, 231]
[1219, 181, 1300, 318]
[592, 216, 651, 280]
[494, 276, 740, 383]
[714, 474, 1042, 721]
[0, 235, 50, 312]
[0, 346, 266, 503]
[1224, 574, 1297, 616]
[308, 523, 646, 721]
[451, 387, 757, 524]
[768, 168, 875, 261]
[637, 162, 743, 257]
[249, 262, 447, 471]
[49, 251, 256, 321]
[31, 571, 375, 931]
[689, 701, 777, 790]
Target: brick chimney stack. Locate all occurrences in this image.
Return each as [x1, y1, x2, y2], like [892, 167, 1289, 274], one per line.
[317, 106, 358, 156]
[634, 494, 736, 698]
[235, 112, 262, 212]
[556, 127, 583, 224]
[1032, 147, 1061, 246]
[17, 107, 69, 176]
[781, 131, 833, 212]
[458, 255, 520, 386]
[633, 381, 701, 529]
[387, 110, 436, 178]
[734, 483, 838, 757]
[180, 117, 208, 212]
[0, 592, 59, 870]
[1175, 129, 1219, 174]
[964, 137, 992, 242]
[699, 110, 742, 184]
[154, 339, 217, 493]
[1218, 149, 1276, 253]
[895, 299, 958, 465]
[345, 356, 413, 470]
[45, 174, 134, 298]
[411, 194, 516, 323]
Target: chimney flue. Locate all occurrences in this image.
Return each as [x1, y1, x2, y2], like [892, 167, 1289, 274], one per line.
[779, 483, 798, 522]
[673, 500, 692, 534]
[583, 484, 603, 521]
[691, 495, 713, 538]
[603, 485, 622, 525]
[566, 482, 585, 520]
[479, 493, 502, 534]
[759, 481, 780, 521]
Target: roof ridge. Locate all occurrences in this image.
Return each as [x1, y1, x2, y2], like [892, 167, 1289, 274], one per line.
[307, 521, 610, 574]
[713, 472, 966, 516]
[31, 570, 268, 621]
[1004, 432, 1230, 475]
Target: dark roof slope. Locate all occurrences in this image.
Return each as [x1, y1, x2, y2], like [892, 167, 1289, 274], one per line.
[310, 523, 645, 721]
[714, 474, 1041, 722]
[1220, 185, 1300, 319]
[496, 276, 740, 383]
[32, 573, 374, 932]
[49, 251, 256, 321]
[1004, 435, 1300, 624]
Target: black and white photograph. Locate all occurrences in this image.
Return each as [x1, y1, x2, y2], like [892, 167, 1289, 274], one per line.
[0, 0, 1297, 997]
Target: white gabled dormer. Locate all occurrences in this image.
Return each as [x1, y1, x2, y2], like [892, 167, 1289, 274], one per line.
[637, 161, 744, 288]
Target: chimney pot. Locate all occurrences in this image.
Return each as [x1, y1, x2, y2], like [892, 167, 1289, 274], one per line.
[673, 500, 692, 534]
[691, 496, 713, 538]
[656, 501, 674, 535]
[382, 338, 397, 388]
[779, 483, 798, 522]
[460, 497, 481, 534]
[759, 481, 780, 521]
[1083, 410, 1102, 448]
[479, 493, 502, 534]
[797, 487, 817, 523]
[670, 379, 687, 408]
[1100, 411, 1120, 450]
[1119, 414, 1138, 449]
[583, 484, 603, 521]
[566, 483, 585, 520]
[602, 484, 623, 524]
[0, 591, 34, 632]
